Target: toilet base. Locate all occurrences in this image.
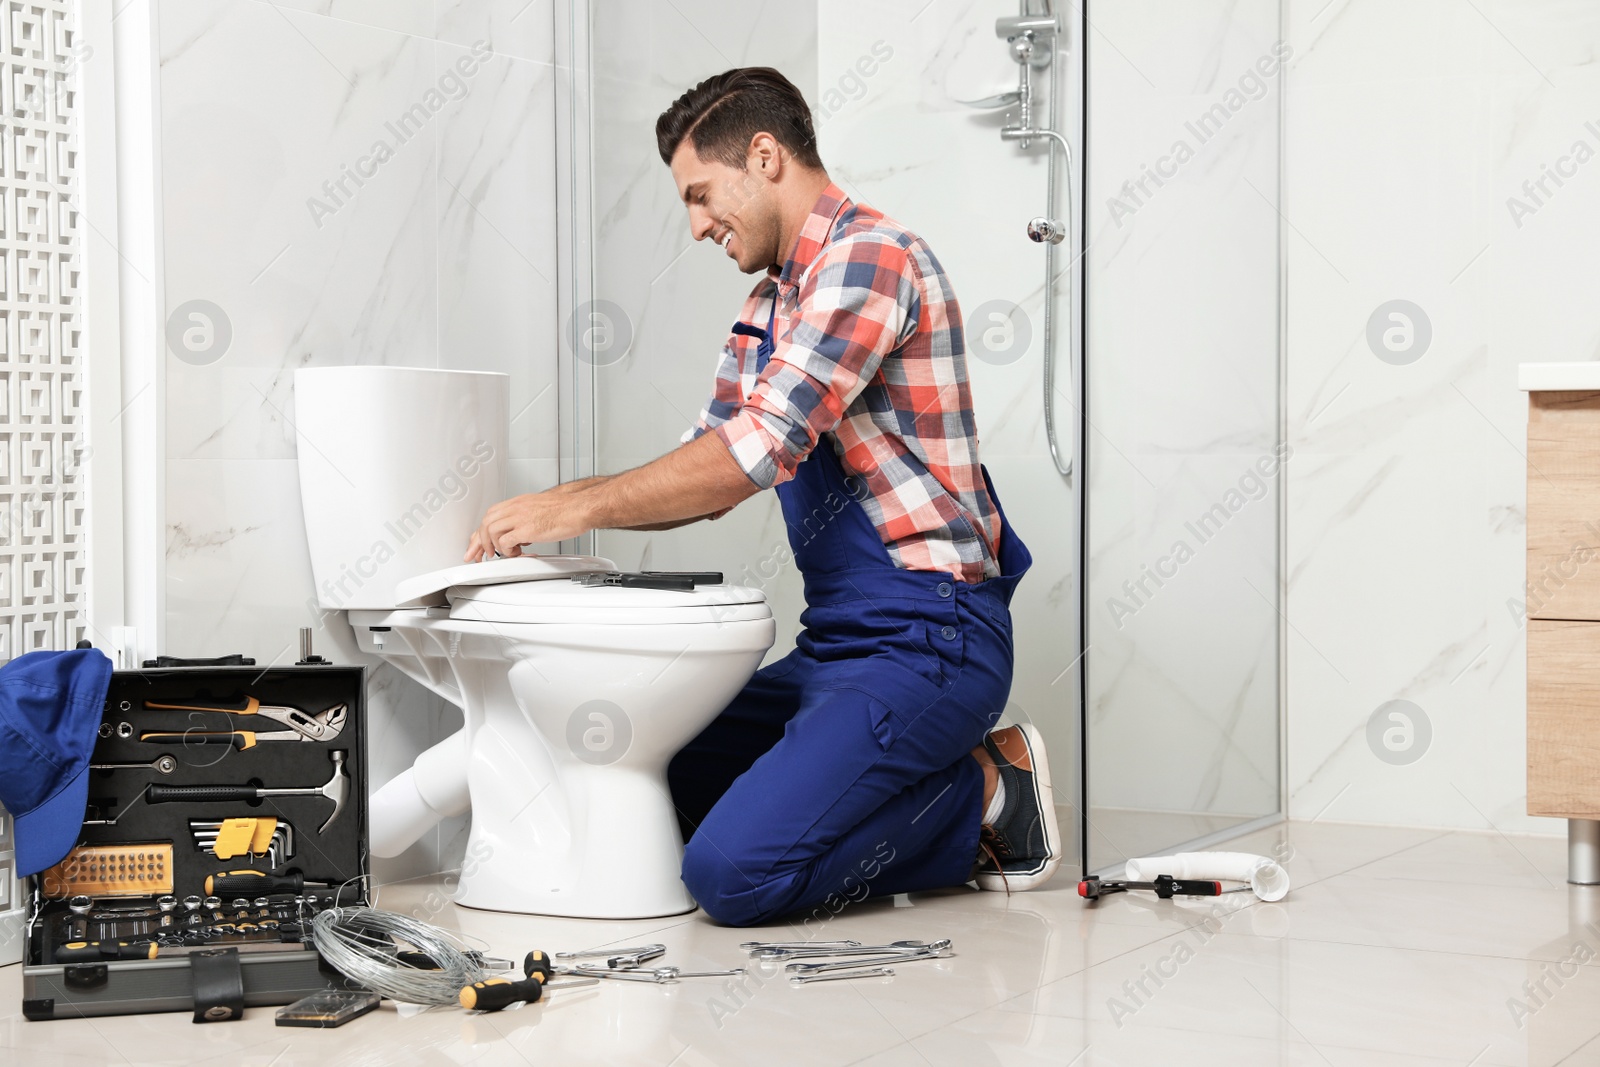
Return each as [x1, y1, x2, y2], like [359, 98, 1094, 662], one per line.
[348, 608, 774, 920]
[448, 741, 702, 920]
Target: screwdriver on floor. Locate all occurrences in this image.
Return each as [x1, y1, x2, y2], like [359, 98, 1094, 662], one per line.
[458, 950, 556, 1012]
[1078, 874, 1224, 901]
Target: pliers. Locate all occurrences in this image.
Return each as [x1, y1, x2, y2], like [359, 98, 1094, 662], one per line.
[138, 697, 347, 749]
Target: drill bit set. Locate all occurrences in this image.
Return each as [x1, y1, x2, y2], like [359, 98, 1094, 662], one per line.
[22, 665, 371, 1022]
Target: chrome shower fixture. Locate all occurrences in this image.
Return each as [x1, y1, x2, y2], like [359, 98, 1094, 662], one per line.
[994, 13, 1062, 149]
[1027, 217, 1067, 245]
[980, 3, 1075, 480]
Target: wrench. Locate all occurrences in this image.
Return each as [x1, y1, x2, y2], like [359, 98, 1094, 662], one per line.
[786, 945, 954, 975]
[555, 964, 744, 983]
[556, 965, 675, 984]
[653, 966, 746, 979]
[790, 966, 895, 985]
[556, 943, 666, 968]
[556, 943, 665, 961]
[91, 756, 179, 775]
[754, 938, 950, 961]
[740, 939, 862, 954]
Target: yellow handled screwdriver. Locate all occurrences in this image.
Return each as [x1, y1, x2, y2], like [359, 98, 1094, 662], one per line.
[55, 940, 159, 963]
[204, 871, 331, 896]
[458, 951, 556, 1012]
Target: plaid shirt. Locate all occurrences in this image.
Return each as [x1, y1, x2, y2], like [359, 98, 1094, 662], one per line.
[684, 184, 1001, 583]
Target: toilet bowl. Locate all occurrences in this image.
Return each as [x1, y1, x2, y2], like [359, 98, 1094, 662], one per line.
[294, 367, 775, 918]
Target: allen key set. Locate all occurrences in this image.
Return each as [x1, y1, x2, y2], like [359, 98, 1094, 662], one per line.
[23, 662, 372, 1022]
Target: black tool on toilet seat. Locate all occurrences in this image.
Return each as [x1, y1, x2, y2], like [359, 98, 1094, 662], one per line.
[572, 571, 723, 591]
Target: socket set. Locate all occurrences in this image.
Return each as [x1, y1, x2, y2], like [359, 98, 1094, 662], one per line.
[46, 889, 349, 963]
[22, 665, 370, 1022]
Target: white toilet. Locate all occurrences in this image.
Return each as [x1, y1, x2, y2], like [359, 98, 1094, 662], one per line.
[293, 366, 775, 918]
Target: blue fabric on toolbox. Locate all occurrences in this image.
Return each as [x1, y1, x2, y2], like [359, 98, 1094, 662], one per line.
[0, 648, 113, 875]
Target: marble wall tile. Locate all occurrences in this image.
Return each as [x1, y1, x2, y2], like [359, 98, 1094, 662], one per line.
[435, 37, 561, 475]
[158, 0, 561, 878]
[1284, 0, 1600, 834]
[257, 0, 435, 39]
[436, 0, 555, 65]
[588, 0, 818, 647]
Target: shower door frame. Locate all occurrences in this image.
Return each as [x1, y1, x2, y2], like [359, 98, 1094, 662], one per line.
[1077, 0, 1290, 876]
[554, 0, 600, 560]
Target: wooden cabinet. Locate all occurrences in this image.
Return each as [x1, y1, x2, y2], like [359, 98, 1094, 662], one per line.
[1528, 620, 1600, 817]
[1527, 391, 1600, 622]
[1527, 390, 1600, 819]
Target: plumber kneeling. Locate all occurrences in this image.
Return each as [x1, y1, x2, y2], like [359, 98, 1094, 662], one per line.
[466, 67, 1061, 926]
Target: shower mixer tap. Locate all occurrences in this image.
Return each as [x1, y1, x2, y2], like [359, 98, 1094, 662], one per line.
[995, 12, 1061, 149]
[1026, 217, 1067, 245]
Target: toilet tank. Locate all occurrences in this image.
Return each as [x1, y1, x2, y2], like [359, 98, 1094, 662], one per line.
[294, 367, 509, 610]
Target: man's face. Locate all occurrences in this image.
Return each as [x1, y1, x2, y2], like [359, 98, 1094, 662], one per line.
[670, 140, 780, 274]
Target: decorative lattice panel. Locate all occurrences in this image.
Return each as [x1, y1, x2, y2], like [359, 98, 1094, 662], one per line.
[0, 1, 85, 663]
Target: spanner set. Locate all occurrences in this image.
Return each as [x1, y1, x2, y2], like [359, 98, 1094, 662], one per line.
[22, 665, 371, 1022]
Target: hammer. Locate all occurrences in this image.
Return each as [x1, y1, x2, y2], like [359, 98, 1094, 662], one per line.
[145, 750, 350, 833]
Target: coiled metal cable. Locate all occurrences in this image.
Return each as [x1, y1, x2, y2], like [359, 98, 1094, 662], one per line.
[309, 907, 489, 1005]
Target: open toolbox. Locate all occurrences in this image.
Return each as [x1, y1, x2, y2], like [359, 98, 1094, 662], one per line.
[21, 665, 369, 1021]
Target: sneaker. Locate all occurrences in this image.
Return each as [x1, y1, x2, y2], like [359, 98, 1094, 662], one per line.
[974, 724, 1062, 892]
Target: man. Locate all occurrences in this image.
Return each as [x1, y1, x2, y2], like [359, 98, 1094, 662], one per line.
[466, 67, 1060, 926]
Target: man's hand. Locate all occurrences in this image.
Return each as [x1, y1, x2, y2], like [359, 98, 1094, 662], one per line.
[463, 433, 758, 562]
[464, 481, 595, 562]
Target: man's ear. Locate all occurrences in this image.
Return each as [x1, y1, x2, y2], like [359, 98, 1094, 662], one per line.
[748, 132, 783, 178]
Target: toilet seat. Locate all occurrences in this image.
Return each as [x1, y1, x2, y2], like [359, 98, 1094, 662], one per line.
[448, 579, 769, 625]
[392, 554, 767, 623]
[394, 554, 616, 607]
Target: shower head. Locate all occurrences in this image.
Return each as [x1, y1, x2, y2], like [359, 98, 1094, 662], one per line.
[958, 90, 1023, 110]
[996, 14, 1062, 40]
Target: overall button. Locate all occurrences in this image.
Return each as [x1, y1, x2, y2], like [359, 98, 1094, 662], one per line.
[940, 625, 958, 641]
[937, 582, 953, 598]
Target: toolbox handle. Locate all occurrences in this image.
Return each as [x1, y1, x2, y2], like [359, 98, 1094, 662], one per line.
[147, 784, 259, 804]
[142, 654, 257, 667]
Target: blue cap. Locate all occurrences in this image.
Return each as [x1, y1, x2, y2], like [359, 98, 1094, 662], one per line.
[0, 649, 113, 876]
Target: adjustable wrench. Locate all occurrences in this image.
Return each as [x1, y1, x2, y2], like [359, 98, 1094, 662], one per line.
[139, 700, 347, 749]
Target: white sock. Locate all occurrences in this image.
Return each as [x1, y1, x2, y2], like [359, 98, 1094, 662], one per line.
[982, 776, 1007, 826]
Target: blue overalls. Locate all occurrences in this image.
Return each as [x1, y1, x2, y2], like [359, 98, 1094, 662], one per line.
[666, 296, 1032, 927]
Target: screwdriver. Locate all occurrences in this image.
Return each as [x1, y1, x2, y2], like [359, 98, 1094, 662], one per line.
[457, 950, 556, 1012]
[396, 949, 504, 970]
[55, 939, 159, 963]
[1078, 874, 1224, 901]
[205, 871, 331, 897]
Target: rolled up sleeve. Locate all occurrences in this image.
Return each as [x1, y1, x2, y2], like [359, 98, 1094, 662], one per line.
[714, 237, 917, 488]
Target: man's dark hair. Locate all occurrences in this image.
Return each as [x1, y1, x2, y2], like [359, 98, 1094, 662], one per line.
[656, 67, 823, 170]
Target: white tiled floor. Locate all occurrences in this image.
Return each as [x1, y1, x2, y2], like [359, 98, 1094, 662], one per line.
[5, 820, 1599, 1065]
